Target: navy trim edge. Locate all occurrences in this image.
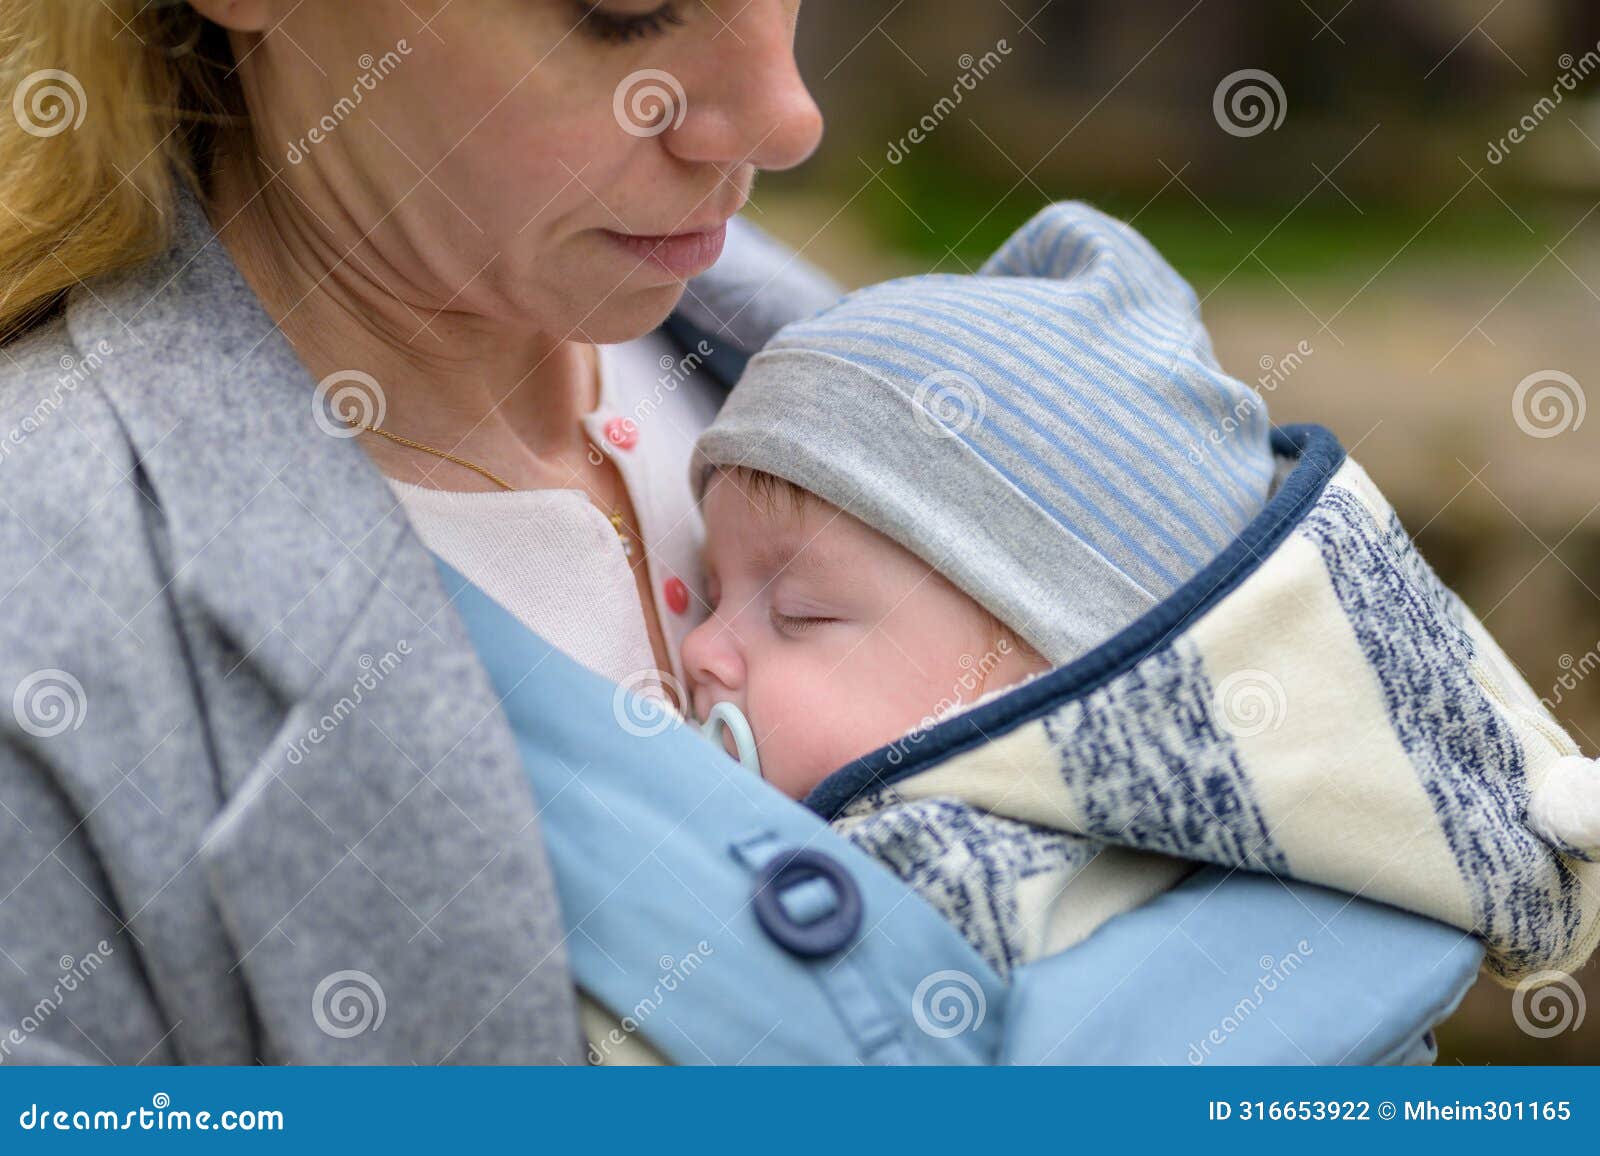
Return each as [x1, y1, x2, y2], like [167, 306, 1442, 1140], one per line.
[803, 423, 1349, 820]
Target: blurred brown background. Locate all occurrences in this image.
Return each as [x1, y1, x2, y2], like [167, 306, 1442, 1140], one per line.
[751, 0, 1600, 1063]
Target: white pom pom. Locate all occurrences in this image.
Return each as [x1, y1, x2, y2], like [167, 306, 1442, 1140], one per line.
[1529, 755, 1600, 858]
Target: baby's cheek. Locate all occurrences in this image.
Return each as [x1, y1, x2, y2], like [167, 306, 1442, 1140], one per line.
[756, 693, 858, 798]
[748, 678, 867, 799]
[756, 677, 920, 799]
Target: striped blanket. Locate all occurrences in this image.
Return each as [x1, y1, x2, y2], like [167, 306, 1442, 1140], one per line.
[822, 435, 1600, 985]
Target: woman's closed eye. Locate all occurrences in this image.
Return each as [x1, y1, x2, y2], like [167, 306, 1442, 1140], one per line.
[572, 1, 687, 43]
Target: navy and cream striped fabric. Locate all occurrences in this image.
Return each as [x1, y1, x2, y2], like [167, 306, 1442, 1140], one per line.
[697, 202, 1276, 661]
[829, 449, 1600, 984]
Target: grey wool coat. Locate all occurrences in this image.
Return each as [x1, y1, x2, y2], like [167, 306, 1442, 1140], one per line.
[0, 186, 839, 1064]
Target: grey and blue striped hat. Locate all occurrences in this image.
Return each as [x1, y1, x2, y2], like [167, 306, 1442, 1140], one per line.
[691, 201, 1275, 664]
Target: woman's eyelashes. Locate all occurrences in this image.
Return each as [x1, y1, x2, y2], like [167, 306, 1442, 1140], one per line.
[573, 1, 687, 43]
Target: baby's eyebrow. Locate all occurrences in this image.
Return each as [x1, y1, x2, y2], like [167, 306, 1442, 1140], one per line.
[750, 534, 834, 579]
[749, 537, 803, 575]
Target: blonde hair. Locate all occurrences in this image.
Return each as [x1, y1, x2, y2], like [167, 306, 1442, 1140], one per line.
[0, 1, 241, 343]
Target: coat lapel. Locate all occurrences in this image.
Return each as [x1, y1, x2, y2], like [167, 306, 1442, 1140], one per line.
[64, 188, 405, 709]
[65, 186, 583, 1061]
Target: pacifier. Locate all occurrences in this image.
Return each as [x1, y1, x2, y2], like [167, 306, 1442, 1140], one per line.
[699, 700, 762, 779]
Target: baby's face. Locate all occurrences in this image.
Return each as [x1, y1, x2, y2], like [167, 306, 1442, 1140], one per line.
[681, 472, 1049, 799]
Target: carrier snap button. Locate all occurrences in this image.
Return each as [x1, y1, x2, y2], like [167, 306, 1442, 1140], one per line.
[751, 848, 863, 958]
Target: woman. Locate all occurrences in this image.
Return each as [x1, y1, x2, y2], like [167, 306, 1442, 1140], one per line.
[0, 2, 1523, 1071]
[0, 0, 829, 1063]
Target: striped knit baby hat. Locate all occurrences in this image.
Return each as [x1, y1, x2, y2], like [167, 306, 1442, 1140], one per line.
[691, 202, 1277, 664]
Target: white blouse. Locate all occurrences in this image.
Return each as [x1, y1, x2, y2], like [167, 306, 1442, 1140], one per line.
[386, 333, 723, 691]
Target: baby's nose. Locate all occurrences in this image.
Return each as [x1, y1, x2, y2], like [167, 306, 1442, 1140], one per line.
[680, 616, 743, 710]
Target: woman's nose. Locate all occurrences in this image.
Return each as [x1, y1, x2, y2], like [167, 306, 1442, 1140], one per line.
[680, 615, 744, 705]
[668, 3, 823, 173]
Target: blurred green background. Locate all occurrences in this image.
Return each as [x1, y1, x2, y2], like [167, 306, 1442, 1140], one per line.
[752, 0, 1600, 1064]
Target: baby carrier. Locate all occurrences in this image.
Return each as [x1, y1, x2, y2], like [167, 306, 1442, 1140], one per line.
[434, 219, 1600, 1060]
[434, 417, 1600, 1063]
[444, 530, 1482, 1063]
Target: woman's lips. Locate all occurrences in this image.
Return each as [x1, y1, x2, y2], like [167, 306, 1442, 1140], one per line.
[605, 222, 727, 278]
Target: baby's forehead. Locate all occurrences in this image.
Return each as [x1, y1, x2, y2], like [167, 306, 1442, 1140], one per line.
[732, 513, 859, 579]
[704, 480, 870, 577]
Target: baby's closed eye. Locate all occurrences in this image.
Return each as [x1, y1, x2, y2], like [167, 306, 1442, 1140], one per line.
[768, 607, 841, 636]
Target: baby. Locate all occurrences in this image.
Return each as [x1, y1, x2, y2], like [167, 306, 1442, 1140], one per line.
[682, 466, 1053, 799]
[680, 201, 1276, 975]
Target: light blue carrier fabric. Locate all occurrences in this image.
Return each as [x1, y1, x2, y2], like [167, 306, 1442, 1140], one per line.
[1001, 867, 1481, 1066]
[439, 556, 1482, 1065]
[435, 557, 1006, 1065]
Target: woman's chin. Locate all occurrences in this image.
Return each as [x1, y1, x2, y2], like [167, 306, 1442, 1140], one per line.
[560, 284, 686, 345]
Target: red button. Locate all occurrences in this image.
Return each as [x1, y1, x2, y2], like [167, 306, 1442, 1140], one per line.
[604, 416, 638, 450]
[664, 577, 690, 615]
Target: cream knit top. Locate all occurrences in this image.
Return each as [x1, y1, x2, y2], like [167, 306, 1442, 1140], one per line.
[386, 333, 721, 691]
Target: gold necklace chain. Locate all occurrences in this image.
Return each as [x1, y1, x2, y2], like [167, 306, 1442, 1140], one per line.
[349, 420, 518, 491]
[346, 418, 640, 557]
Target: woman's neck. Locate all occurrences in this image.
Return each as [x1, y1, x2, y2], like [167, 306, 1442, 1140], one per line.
[205, 150, 601, 491]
